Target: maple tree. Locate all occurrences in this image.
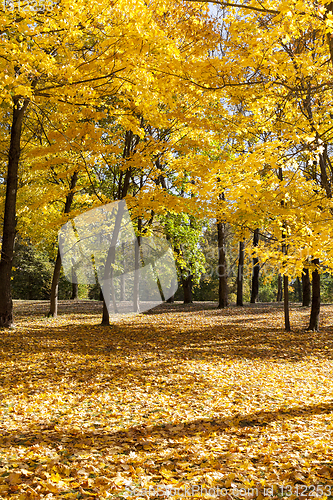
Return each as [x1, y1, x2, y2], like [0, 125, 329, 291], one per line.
[0, 0, 217, 326]
[181, 0, 333, 330]
[2, 0, 333, 333]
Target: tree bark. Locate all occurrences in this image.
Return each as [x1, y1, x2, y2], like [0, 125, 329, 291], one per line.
[250, 228, 259, 303]
[48, 171, 78, 317]
[182, 272, 193, 304]
[217, 221, 228, 308]
[101, 201, 125, 325]
[302, 268, 311, 306]
[0, 98, 29, 327]
[71, 282, 78, 300]
[236, 240, 244, 306]
[308, 259, 320, 331]
[296, 276, 302, 302]
[48, 249, 62, 318]
[277, 273, 282, 302]
[283, 274, 291, 331]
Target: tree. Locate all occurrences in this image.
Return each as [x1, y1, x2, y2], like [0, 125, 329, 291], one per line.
[0, 0, 217, 326]
[48, 172, 78, 318]
[185, 0, 333, 330]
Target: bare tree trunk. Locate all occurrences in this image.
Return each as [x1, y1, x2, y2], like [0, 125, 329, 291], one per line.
[101, 299, 109, 325]
[283, 274, 291, 331]
[278, 167, 291, 331]
[308, 259, 320, 331]
[277, 274, 282, 302]
[250, 228, 260, 303]
[296, 277, 302, 302]
[48, 171, 78, 317]
[0, 98, 29, 327]
[236, 240, 244, 306]
[71, 282, 78, 300]
[48, 249, 62, 318]
[302, 268, 311, 306]
[217, 221, 228, 308]
[182, 273, 193, 304]
[101, 201, 125, 325]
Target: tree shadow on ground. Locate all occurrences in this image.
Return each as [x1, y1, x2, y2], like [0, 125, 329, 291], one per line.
[1, 400, 333, 452]
[1, 301, 333, 396]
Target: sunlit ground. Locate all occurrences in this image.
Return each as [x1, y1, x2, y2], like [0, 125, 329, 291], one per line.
[0, 300, 333, 499]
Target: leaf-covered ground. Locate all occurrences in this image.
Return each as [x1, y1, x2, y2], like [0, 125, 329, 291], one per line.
[1, 300, 333, 499]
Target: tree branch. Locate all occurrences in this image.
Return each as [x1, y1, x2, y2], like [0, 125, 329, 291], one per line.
[186, 0, 279, 14]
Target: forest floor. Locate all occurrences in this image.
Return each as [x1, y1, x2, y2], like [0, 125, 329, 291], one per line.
[0, 300, 333, 499]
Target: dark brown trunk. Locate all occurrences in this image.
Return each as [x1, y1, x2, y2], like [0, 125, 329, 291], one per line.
[250, 228, 259, 303]
[48, 249, 62, 318]
[101, 202, 125, 325]
[296, 276, 302, 302]
[217, 221, 228, 308]
[236, 240, 244, 306]
[0, 98, 29, 327]
[48, 171, 78, 317]
[71, 282, 78, 300]
[101, 299, 109, 325]
[278, 167, 291, 330]
[283, 274, 291, 331]
[182, 273, 193, 304]
[277, 273, 282, 302]
[308, 259, 320, 331]
[167, 294, 175, 303]
[302, 268, 311, 306]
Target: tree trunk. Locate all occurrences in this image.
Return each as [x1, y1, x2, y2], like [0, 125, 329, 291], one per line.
[71, 282, 78, 300]
[182, 273, 193, 304]
[48, 171, 78, 317]
[308, 259, 320, 331]
[302, 268, 311, 306]
[217, 221, 228, 308]
[0, 98, 29, 327]
[236, 240, 244, 306]
[283, 274, 291, 331]
[101, 201, 125, 325]
[250, 228, 260, 303]
[277, 273, 282, 302]
[101, 299, 109, 325]
[296, 276, 302, 302]
[48, 249, 62, 318]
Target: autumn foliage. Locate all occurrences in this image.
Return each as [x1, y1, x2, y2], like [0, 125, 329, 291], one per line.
[1, 301, 333, 498]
